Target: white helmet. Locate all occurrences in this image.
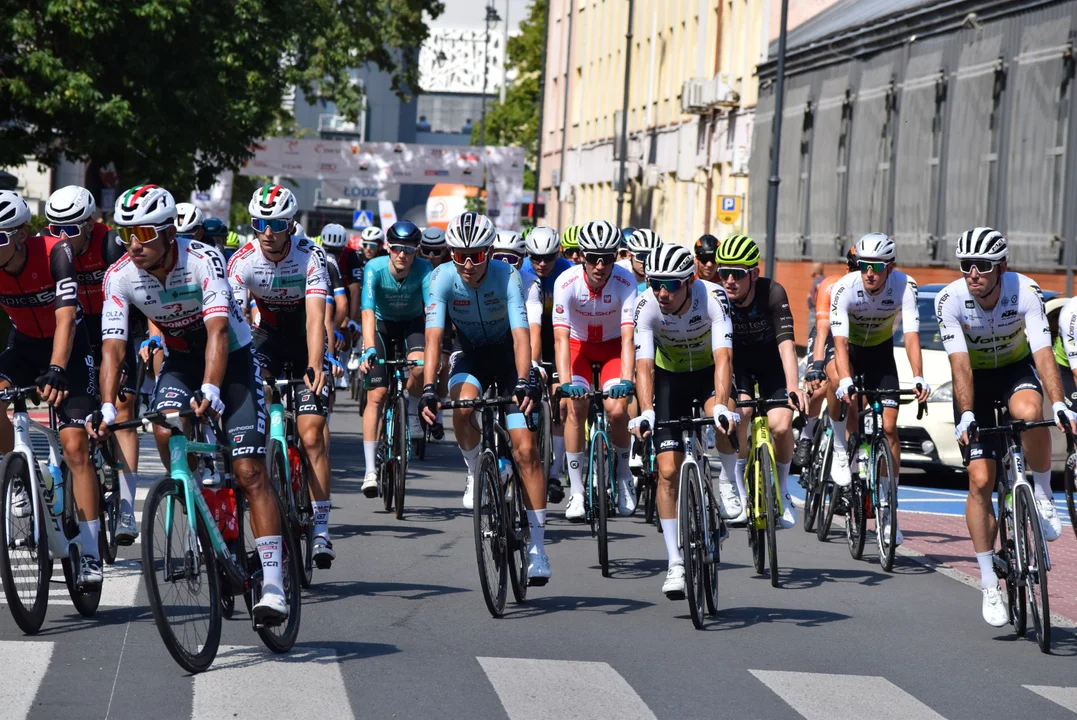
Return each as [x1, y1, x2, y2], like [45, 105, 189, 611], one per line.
[578, 220, 621, 252]
[321, 223, 348, 249]
[525, 226, 559, 255]
[248, 184, 297, 220]
[645, 244, 695, 280]
[46, 185, 96, 224]
[0, 191, 32, 231]
[493, 230, 525, 254]
[174, 203, 204, 233]
[291, 221, 306, 239]
[626, 228, 662, 253]
[113, 185, 178, 227]
[445, 212, 496, 249]
[360, 226, 385, 244]
[855, 232, 896, 262]
[421, 226, 446, 248]
[956, 226, 1008, 262]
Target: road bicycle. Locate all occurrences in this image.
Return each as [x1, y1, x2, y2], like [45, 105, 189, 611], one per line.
[535, 361, 558, 497]
[632, 432, 660, 530]
[442, 386, 531, 618]
[369, 344, 423, 518]
[1063, 432, 1077, 543]
[799, 412, 831, 536]
[0, 386, 103, 633]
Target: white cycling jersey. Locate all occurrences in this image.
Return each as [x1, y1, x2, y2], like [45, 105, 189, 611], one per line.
[552, 264, 637, 343]
[935, 272, 1051, 370]
[518, 264, 542, 326]
[633, 280, 733, 372]
[829, 269, 919, 347]
[227, 238, 329, 334]
[102, 237, 251, 353]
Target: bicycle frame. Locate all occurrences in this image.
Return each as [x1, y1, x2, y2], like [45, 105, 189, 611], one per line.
[7, 400, 73, 561]
[744, 413, 781, 528]
[676, 424, 718, 565]
[994, 420, 1051, 574]
[268, 383, 296, 487]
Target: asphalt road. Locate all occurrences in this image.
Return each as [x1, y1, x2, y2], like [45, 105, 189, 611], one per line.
[2, 394, 1077, 720]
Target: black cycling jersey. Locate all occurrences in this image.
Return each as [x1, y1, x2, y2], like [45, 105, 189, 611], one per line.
[727, 277, 795, 351]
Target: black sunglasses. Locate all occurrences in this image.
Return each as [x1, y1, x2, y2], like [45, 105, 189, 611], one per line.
[582, 252, 616, 266]
[530, 252, 559, 264]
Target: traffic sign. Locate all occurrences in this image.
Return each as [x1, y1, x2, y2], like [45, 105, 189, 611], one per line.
[717, 195, 741, 225]
[352, 210, 374, 229]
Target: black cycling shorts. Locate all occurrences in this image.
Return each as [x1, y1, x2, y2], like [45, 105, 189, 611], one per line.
[732, 345, 788, 401]
[0, 327, 97, 430]
[152, 347, 267, 459]
[805, 325, 835, 367]
[959, 355, 1043, 462]
[653, 366, 716, 454]
[367, 316, 425, 389]
[843, 341, 900, 409]
[448, 338, 528, 431]
[251, 327, 330, 417]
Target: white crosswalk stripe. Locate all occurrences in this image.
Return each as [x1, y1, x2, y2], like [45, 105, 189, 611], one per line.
[477, 656, 658, 720]
[749, 670, 946, 720]
[0, 640, 53, 719]
[1025, 685, 1077, 714]
[192, 645, 354, 719]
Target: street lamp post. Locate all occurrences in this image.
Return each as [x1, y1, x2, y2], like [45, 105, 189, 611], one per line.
[615, 0, 635, 228]
[763, 0, 789, 280]
[479, 3, 502, 147]
[534, 0, 552, 215]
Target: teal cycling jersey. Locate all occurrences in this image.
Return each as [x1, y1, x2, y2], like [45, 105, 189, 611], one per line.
[360, 255, 433, 321]
[425, 260, 528, 348]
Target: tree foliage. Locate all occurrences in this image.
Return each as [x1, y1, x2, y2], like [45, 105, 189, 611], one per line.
[470, 0, 545, 191]
[0, 0, 444, 194]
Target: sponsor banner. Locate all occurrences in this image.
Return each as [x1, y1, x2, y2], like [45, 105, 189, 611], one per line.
[320, 179, 400, 202]
[190, 170, 233, 221]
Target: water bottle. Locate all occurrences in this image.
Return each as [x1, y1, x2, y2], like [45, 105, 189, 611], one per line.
[856, 445, 869, 480]
[498, 458, 512, 485]
[47, 462, 63, 516]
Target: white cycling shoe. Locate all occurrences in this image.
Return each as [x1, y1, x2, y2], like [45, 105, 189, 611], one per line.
[361, 472, 378, 498]
[1036, 496, 1062, 541]
[616, 477, 637, 515]
[779, 495, 796, 529]
[830, 451, 852, 488]
[565, 493, 585, 522]
[253, 590, 289, 624]
[981, 583, 1009, 627]
[718, 482, 742, 520]
[527, 552, 551, 586]
[462, 475, 474, 510]
[662, 561, 686, 600]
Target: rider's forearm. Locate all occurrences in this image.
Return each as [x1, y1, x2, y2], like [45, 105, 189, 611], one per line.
[1033, 346, 1065, 406]
[306, 297, 326, 370]
[49, 306, 76, 369]
[833, 336, 852, 381]
[904, 332, 925, 378]
[778, 339, 799, 389]
[529, 323, 542, 364]
[423, 328, 443, 386]
[511, 326, 532, 382]
[348, 285, 361, 324]
[950, 354, 974, 415]
[202, 321, 228, 388]
[361, 309, 377, 352]
[637, 360, 655, 413]
[619, 326, 635, 380]
[100, 338, 126, 406]
[713, 348, 733, 408]
[334, 296, 348, 328]
[554, 329, 571, 386]
[813, 318, 830, 362]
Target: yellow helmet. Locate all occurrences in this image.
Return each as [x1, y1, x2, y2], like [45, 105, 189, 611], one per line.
[225, 230, 241, 249]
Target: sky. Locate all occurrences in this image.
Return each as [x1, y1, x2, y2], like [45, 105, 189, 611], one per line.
[430, 0, 535, 34]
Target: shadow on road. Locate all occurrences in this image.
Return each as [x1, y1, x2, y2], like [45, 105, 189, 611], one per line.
[303, 579, 469, 606]
[336, 522, 443, 541]
[698, 605, 851, 631]
[506, 594, 656, 617]
[780, 564, 892, 590]
[34, 606, 148, 636]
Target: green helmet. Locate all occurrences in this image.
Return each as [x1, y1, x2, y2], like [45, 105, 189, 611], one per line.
[715, 234, 760, 267]
[225, 230, 241, 249]
[561, 225, 581, 250]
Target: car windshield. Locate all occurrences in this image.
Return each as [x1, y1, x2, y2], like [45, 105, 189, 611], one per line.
[894, 297, 944, 351]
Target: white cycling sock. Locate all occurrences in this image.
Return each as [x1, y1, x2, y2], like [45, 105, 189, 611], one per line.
[1031, 469, 1053, 500]
[566, 452, 586, 496]
[551, 436, 566, 478]
[461, 444, 481, 477]
[831, 415, 848, 452]
[363, 441, 377, 476]
[661, 518, 682, 564]
[526, 509, 546, 555]
[79, 519, 100, 559]
[256, 535, 284, 596]
[734, 459, 748, 504]
[614, 444, 631, 481]
[313, 500, 330, 540]
[777, 461, 792, 499]
[118, 470, 140, 516]
[718, 453, 738, 492]
[976, 550, 998, 589]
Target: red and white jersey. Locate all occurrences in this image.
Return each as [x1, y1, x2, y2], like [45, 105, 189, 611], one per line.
[552, 264, 637, 343]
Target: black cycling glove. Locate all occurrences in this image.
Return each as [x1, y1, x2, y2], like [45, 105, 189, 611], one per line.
[36, 364, 67, 394]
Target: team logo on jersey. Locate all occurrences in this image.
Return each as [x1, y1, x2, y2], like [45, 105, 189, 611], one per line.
[965, 300, 975, 309]
[555, 305, 563, 314]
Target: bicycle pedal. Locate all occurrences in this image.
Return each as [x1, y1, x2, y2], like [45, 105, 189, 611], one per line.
[314, 556, 332, 570]
[527, 576, 549, 587]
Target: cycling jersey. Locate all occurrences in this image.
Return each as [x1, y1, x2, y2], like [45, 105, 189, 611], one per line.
[521, 256, 574, 361]
[0, 235, 80, 339]
[727, 277, 795, 350]
[336, 247, 364, 288]
[551, 264, 636, 343]
[102, 237, 251, 354]
[829, 270, 919, 347]
[325, 253, 346, 299]
[52, 222, 124, 343]
[361, 255, 433, 322]
[517, 265, 542, 326]
[935, 273, 1050, 370]
[633, 280, 733, 372]
[815, 273, 843, 325]
[228, 238, 329, 335]
[426, 260, 528, 349]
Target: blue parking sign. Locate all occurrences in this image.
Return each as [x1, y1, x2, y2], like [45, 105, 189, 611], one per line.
[721, 196, 736, 212]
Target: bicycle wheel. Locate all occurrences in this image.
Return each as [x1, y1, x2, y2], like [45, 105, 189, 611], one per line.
[62, 465, 102, 617]
[0, 453, 50, 634]
[141, 476, 221, 674]
[98, 444, 120, 565]
[760, 449, 779, 587]
[815, 436, 837, 541]
[592, 432, 611, 577]
[1014, 484, 1051, 652]
[241, 490, 303, 654]
[846, 475, 866, 560]
[293, 451, 315, 585]
[507, 470, 529, 604]
[393, 394, 408, 519]
[474, 451, 507, 617]
[539, 395, 553, 485]
[873, 436, 899, 571]
[379, 410, 394, 513]
[680, 462, 705, 628]
[702, 474, 721, 617]
[997, 483, 1024, 634]
[748, 461, 765, 575]
[1065, 461, 1076, 542]
[802, 421, 826, 534]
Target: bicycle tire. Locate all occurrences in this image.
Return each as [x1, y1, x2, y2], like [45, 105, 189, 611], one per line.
[252, 493, 303, 654]
[802, 420, 827, 533]
[62, 463, 102, 617]
[681, 462, 705, 629]
[593, 432, 610, 577]
[702, 478, 721, 617]
[761, 449, 779, 587]
[0, 453, 50, 634]
[997, 481, 1024, 634]
[873, 436, 899, 571]
[350, 370, 360, 402]
[393, 394, 408, 520]
[748, 459, 765, 576]
[1015, 483, 1051, 652]
[846, 474, 866, 560]
[379, 414, 394, 513]
[816, 437, 837, 541]
[141, 476, 221, 674]
[1065, 461, 1076, 543]
[507, 467, 529, 604]
[474, 451, 507, 617]
[99, 482, 119, 565]
[267, 440, 309, 590]
[539, 396, 553, 485]
[294, 451, 315, 586]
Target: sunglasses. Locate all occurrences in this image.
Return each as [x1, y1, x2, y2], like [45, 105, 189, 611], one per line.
[960, 258, 1000, 275]
[582, 252, 616, 266]
[387, 243, 419, 255]
[857, 260, 888, 274]
[451, 249, 488, 266]
[0, 227, 23, 247]
[48, 223, 85, 239]
[530, 252, 558, 264]
[250, 217, 290, 234]
[118, 224, 172, 246]
[696, 253, 716, 264]
[649, 277, 688, 294]
[717, 267, 750, 281]
[491, 252, 522, 267]
[631, 251, 651, 264]
[362, 241, 381, 250]
[420, 247, 447, 258]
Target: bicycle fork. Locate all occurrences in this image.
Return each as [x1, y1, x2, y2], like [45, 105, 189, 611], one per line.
[1007, 446, 1052, 574]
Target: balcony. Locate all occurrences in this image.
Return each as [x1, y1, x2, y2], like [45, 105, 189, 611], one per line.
[318, 113, 365, 139]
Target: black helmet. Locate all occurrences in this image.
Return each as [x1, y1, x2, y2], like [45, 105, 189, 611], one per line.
[846, 245, 858, 271]
[619, 227, 636, 246]
[202, 217, 228, 238]
[387, 220, 421, 245]
[694, 234, 719, 258]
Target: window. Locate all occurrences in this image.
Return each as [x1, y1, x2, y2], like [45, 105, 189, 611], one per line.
[416, 94, 487, 134]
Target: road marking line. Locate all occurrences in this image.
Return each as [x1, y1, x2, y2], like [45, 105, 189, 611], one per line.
[899, 487, 968, 498]
[477, 657, 657, 720]
[1, 558, 141, 607]
[193, 645, 354, 719]
[1024, 685, 1077, 713]
[0, 640, 53, 720]
[749, 669, 945, 720]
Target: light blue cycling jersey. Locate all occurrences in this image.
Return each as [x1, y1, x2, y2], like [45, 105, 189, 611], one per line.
[360, 255, 433, 322]
[426, 260, 528, 347]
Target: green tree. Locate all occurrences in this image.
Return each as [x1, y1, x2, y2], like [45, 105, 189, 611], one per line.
[470, 0, 545, 192]
[0, 0, 444, 196]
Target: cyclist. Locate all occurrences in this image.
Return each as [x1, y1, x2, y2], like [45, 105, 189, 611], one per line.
[0, 191, 100, 587]
[620, 228, 662, 292]
[358, 221, 434, 496]
[223, 229, 242, 261]
[202, 217, 229, 254]
[421, 226, 451, 440]
[360, 226, 386, 262]
[419, 212, 551, 583]
[174, 203, 205, 241]
[420, 227, 450, 266]
[229, 185, 336, 568]
[828, 233, 929, 544]
[694, 234, 720, 283]
[630, 244, 736, 599]
[561, 224, 582, 264]
[937, 227, 1073, 626]
[553, 220, 638, 519]
[714, 235, 804, 528]
[93, 184, 287, 621]
[522, 226, 574, 501]
[317, 224, 351, 333]
[618, 226, 636, 262]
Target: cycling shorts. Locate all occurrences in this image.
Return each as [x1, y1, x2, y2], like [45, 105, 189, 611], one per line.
[843, 341, 900, 409]
[569, 337, 622, 392]
[959, 355, 1043, 462]
[0, 328, 97, 430]
[251, 327, 330, 417]
[367, 316, 425, 389]
[653, 366, 716, 454]
[805, 325, 835, 367]
[448, 338, 527, 431]
[152, 347, 267, 459]
[732, 345, 788, 402]
[1061, 362, 1077, 413]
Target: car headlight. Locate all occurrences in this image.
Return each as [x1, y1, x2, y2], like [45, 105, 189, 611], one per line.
[929, 381, 952, 403]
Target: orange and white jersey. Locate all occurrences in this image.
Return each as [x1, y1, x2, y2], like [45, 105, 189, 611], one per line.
[552, 264, 637, 343]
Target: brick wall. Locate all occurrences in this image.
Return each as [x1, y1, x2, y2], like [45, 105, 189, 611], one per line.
[769, 261, 1072, 348]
